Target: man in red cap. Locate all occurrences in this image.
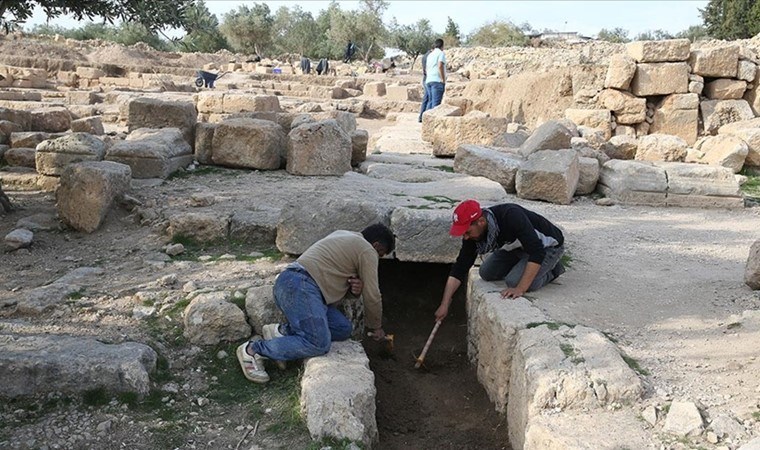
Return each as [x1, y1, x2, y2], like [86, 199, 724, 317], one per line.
[435, 200, 565, 322]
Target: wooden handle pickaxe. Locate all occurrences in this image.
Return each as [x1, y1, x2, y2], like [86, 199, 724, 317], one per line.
[415, 321, 442, 369]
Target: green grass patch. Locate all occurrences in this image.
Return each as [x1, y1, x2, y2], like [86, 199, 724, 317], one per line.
[560, 251, 573, 268]
[621, 354, 650, 376]
[526, 321, 575, 330]
[740, 167, 760, 200]
[752, 411, 760, 420]
[432, 165, 454, 173]
[230, 296, 246, 312]
[726, 322, 742, 330]
[65, 290, 84, 301]
[169, 234, 283, 264]
[82, 387, 111, 407]
[419, 195, 458, 205]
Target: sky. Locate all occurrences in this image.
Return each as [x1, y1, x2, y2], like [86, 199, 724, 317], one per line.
[24, 1, 709, 39]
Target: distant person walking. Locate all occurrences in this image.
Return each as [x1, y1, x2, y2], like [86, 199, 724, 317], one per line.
[300, 56, 311, 75]
[344, 40, 357, 63]
[424, 38, 447, 110]
[316, 58, 329, 76]
[418, 47, 433, 123]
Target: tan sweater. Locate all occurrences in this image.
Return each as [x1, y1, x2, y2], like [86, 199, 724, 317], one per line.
[297, 230, 383, 330]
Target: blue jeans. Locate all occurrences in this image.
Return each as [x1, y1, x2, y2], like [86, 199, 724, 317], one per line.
[418, 82, 431, 122]
[479, 245, 565, 292]
[251, 266, 352, 361]
[427, 82, 445, 110]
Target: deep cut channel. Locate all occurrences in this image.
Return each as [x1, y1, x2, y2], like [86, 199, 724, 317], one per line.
[364, 260, 510, 450]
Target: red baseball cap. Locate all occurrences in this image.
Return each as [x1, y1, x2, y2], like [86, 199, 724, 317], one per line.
[450, 200, 482, 236]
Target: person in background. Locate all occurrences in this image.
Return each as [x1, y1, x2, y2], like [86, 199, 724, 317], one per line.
[300, 56, 311, 75]
[424, 38, 447, 110]
[418, 46, 433, 123]
[344, 40, 357, 63]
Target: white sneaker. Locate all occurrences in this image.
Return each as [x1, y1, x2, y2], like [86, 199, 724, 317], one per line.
[262, 324, 287, 370]
[236, 342, 269, 383]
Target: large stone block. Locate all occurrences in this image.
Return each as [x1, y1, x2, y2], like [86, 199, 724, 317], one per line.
[432, 115, 511, 157]
[245, 284, 284, 334]
[363, 81, 386, 97]
[604, 55, 636, 90]
[35, 133, 107, 176]
[287, 120, 352, 176]
[0, 107, 32, 130]
[106, 128, 193, 179]
[718, 118, 760, 167]
[31, 107, 71, 133]
[650, 93, 699, 145]
[10, 131, 51, 148]
[576, 156, 600, 195]
[516, 149, 580, 205]
[454, 144, 523, 193]
[704, 79, 747, 100]
[56, 161, 131, 233]
[167, 212, 229, 243]
[122, 97, 197, 144]
[635, 134, 688, 162]
[564, 109, 612, 139]
[351, 129, 369, 166]
[744, 66, 760, 115]
[390, 207, 461, 263]
[629, 62, 689, 97]
[385, 84, 413, 101]
[689, 46, 739, 78]
[183, 292, 251, 346]
[701, 100, 755, 135]
[599, 89, 646, 125]
[691, 135, 749, 173]
[3, 147, 36, 167]
[519, 120, 574, 157]
[314, 110, 357, 135]
[746, 239, 760, 290]
[196, 92, 224, 113]
[657, 161, 741, 198]
[738, 60, 757, 82]
[222, 94, 281, 113]
[421, 105, 463, 142]
[211, 118, 285, 170]
[598, 159, 668, 205]
[626, 39, 691, 62]
[229, 209, 278, 248]
[70, 116, 104, 135]
[606, 135, 638, 160]
[194, 122, 217, 165]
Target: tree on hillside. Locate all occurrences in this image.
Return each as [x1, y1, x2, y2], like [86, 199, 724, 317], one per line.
[389, 18, 436, 71]
[0, 0, 190, 32]
[634, 29, 673, 41]
[272, 5, 321, 57]
[180, 0, 228, 53]
[675, 24, 710, 42]
[326, 0, 389, 62]
[467, 19, 529, 47]
[700, 0, 760, 40]
[220, 3, 274, 56]
[597, 27, 630, 43]
[443, 16, 461, 48]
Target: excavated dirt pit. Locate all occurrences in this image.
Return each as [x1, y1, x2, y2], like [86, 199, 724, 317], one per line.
[364, 260, 509, 450]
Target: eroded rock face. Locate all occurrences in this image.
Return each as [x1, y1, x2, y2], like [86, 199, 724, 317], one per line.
[35, 133, 107, 176]
[519, 120, 574, 157]
[746, 239, 760, 290]
[286, 119, 352, 176]
[516, 149, 580, 205]
[122, 97, 197, 144]
[183, 291, 251, 346]
[211, 118, 286, 170]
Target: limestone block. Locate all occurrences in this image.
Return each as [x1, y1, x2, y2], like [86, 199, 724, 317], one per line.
[363, 81, 386, 97]
[75, 66, 105, 79]
[650, 93, 699, 145]
[229, 209, 278, 249]
[301, 341, 378, 448]
[351, 129, 369, 166]
[599, 89, 646, 125]
[576, 156, 600, 195]
[70, 116, 104, 135]
[605, 55, 637, 89]
[606, 135, 638, 160]
[689, 46, 740, 78]
[523, 410, 655, 450]
[629, 62, 689, 97]
[314, 110, 357, 135]
[662, 401, 704, 437]
[4, 228, 33, 252]
[626, 39, 691, 62]
[492, 130, 529, 148]
[693, 135, 749, 172]
[746, 239, 760, 290]
[744, 66, 760, 115]
[738, 60, 757, 82]
[211, 118, 286, 170]
[701, 100, 755, 135]
[598, 160, 668, 205]
[56, 161, 131, 233]
[657, 162, 741, 197]
[31, 107, 71, 133]
[520, 120, 575, 157]
[689, 80, 704, 95]
[66, 91, 98, 105]
[390, 208, 460, 263]
[106, 128, 193, 179]
[635, 134, 687, 162]
[183, 292, 251, 346]
[454, 144, 523, 193]
[195, 92, 224, 113]
[432, 115, 511, 157]
[223, 94, 281, 113]
[167, 212, 229, 243]
[385, 84, 412, 101]
[194, 122, 217, 165]
[516, 149, 579, 204]
[122, 97, 197, 144]
[35, 133, 107, 176]
[244, 285, 284, 334]
[287, 120, 351, 176]
[0, 335, 155, 398]
[704, 79, 747, 100]
[0, 107, 32, 130]
[3, 147, 35, 168]
[564, 109, 612, 140]
[421, 105, 463, 142]
[0, 120, 22, 144]
[719, 119, 760, 167]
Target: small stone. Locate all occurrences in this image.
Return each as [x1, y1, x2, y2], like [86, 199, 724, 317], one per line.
[5, 228, 33, 251]
[165, 243, 185, 256]
[132, 305, 156, 319]
[198, 255, 213, 262]
[642, 405, 658, 426]
[190, 193, 216, 207]
[707, 431, 719, 444]
[197, 397, 209, 407]
[596, 197, 615, 206]
[183, 281, 198, 293]
[248, 251, 264, 258]
[216, 350, 228, 360]
[218, 253, 236, 260]
[162, 382, 179, 394]
[157, 273, 177, 286]
[96, 420, 111, 433]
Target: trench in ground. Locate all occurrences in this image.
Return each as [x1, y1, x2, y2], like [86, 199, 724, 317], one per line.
[363, 260, 510, 450]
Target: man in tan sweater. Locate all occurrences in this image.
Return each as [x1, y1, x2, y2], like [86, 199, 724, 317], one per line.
[237, 224, 395, 383]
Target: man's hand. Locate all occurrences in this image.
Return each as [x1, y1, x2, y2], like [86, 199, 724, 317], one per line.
[434, 303, 449, 322]
[347, 276, 363, 295]
[370, 328, 386, 341]
[501, 287, 525, 299]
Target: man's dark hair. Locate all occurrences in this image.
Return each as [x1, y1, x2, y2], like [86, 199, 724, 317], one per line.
[362, 223, 395, 253]
[434, 38, 444, 49]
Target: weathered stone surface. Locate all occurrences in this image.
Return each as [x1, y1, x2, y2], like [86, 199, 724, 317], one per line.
[660, 162, 742, 197]
[492, 130, 529, 148]
[70, 116, 104, 135]
[0, 107, 32, 130]
[431, 115, 511, 156]
[636, 134, 688, 162]
[122, 97, 197, 144]
[626, 39, 691, 63]
[183, 291, 251, 346]
[692, 135, 749, 173]
[606, 135, 637, 160]
[519, 120, 574, 157]
[523, 411, 654, 450]
[106, 128, 193, 178]
[454, 144, 523, 192]
[702, 100, 756, 135]
[598, 160, 668, 204]
[35, 133, 107, 176]
[301, 340, 378, 448]
[744, 66, 760, 115]
[211, 119, 285, 170]
[689, 46, 740, 78]
[564, 109, 611, 140]
[650, 94, 699, 145]
[604, 54, 636, 90]
[0, 334, 156, 398]
[31, 107, 71, 133]
[704, 79, 748, 100]
[363, 81, 386, 97]
[76, 66, 105, 79]
[167, 212, 229, 243]
[0, 267, 103, 314]
[744, 239, 760, 290]
[67, 90, 98, 105]
[508, 325, 644, 450]
[3, 147, 35, 167]
[630, 62, 689, 97]
[245, 285, 284, 334]
[229, 209, 278, 248]
[287, 120, 352, 176]
[10, 131, 52, 148]
[360, 161, 462, 183]
[56, 161, 131, 233]
[599, 89, 646, 125]
[516, 149, 580, 205]
[718, 118, 760, 167]
[662, 401, 703, 437]
[385, 84, 413, 101]
[390, 208, 460, 263]
[194, 122, 217, 165]
[576, 156, 600, 195]
[315, 110, 357, 135]
[4, 228, 32, 251]
[421, 105, 462, 142]
[351, 129, 368, 166]
[196, 92, 224, 113]
[222, 94, 281, 113]
[0, 120, 22, 144]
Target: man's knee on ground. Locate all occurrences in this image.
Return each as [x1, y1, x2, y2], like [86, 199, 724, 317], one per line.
[479, 264, 502, 282]
[331, 322, 353, 342]
[301, 318, 332, 355]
